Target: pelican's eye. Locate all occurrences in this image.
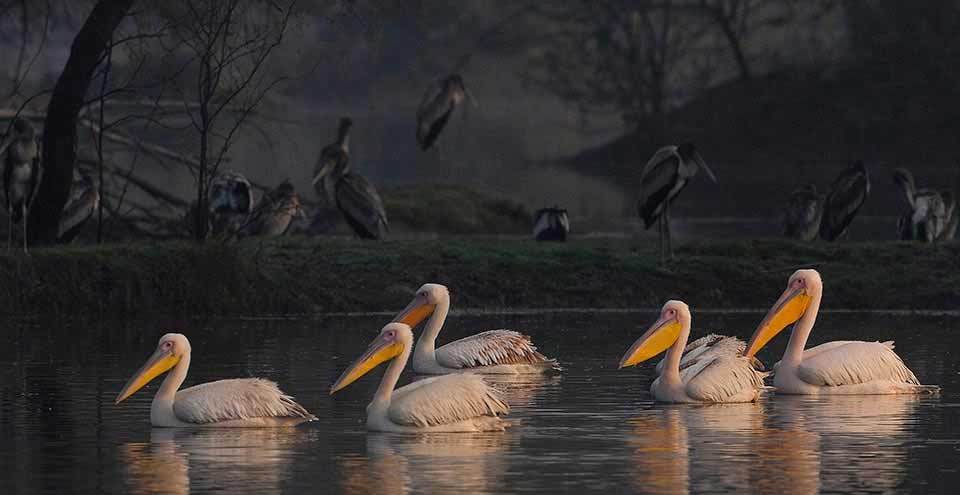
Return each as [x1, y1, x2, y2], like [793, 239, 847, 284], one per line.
[385, 330, 396, 339]
[162, 341, 173, 350]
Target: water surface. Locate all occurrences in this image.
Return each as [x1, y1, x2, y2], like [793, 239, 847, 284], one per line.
[2, 311, 958, 494]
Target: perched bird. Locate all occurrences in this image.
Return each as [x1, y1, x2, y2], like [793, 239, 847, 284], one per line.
[893, 168, 947, 242]
[744, 269, 938, 395]
[939, 191, 957, 241]
[416, 74, 473, 151]
[58, 170, 100, 243]
[208, 170, 254, 236]
[330, 322, 510, 432]
[115, 333, 316, 427]
[312, 117, 351, 204]
[393, 283, 559, 374]
[619, 300, 767, 403]
[532, 206, 570, 241]
[783, 184, 821, 241]
[819, 161, 870, 241]
[1, 118, 41, 253]
[247, 181, 305, 237]
[637, 143, 717, 260]
[331, 154, 388, 240]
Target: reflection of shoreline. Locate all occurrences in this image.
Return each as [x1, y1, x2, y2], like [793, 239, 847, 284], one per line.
[121, 428, 315, 494]
[337, 433, 510, 495]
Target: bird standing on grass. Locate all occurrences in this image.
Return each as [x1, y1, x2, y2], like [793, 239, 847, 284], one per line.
[637, 143, 717, 261]
[819, 161, 870, 241]
[1, 118, 41, 253]
[58, 170, 100, 243]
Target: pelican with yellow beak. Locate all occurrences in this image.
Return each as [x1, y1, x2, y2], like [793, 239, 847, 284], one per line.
[619, 300, 767, 403]
[330, 322, 510, 432]
[745, 269, 938, 394]
[393, 284, 559, 374]
[115, 333, 316, 427]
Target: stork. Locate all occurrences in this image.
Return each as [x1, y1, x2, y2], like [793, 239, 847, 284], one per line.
[416, 74, 474, 151]
[819, 161, 870, 241]
[1, 118, 41, 253]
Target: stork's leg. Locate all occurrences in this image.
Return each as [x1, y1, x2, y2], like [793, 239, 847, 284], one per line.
[658, 213, 665, 263]
[7, 208, 11, 251]
[22, 203, 28, 254]
[664, 203, 673, 258]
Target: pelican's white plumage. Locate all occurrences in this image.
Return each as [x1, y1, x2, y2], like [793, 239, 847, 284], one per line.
[115, 333, 315, 427]
[330, 322, 510, 432]
[394, 284, 559, 374]
[620, 301, 766, 403]
[746, 269, 937, 395]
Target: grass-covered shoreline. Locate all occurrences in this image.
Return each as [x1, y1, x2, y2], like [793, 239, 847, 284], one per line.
[0, 238, 957, 317]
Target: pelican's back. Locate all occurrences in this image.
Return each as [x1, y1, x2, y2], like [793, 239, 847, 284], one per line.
[174, 378, 315, 425]
[388, 374, 508, 428]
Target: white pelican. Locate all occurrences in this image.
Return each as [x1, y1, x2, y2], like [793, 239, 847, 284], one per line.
[2, 118, 41, 253]
[532, 206, 570, 241]
[115, 333, 316, 427]
[619, 300, 766, 403]
[783, 184, 821, 241]
[744, 269, 938, 394]
[329, 322, 510, 432]
[393, 283, 559, 374]
[637, 143, 717, 261]
[820, 161, 870, 241]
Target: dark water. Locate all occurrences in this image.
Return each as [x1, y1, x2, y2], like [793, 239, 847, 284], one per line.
[2, 311, 958, 494]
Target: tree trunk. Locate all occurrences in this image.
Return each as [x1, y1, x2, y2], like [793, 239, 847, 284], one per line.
[28, 0, 133, 244]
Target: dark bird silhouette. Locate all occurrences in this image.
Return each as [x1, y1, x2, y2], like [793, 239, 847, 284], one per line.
[2, 118, 41, 253]
[247, 181, 305, 237]
[783, 184, 822, 241]
[416, 74, 473, 151]
[312, 117, 351, 204]
[893, 168, 948, 242]
[209, 170, 254, 236]
[637, 143, 717, 260]
[58, 171, 100, 243]
[820, 161, 870, 242]
[533, 206, 570, 241]
[331, 157, 388, 240]
[940, 191, 957, 241]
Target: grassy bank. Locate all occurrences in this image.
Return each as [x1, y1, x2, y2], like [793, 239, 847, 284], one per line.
[0, 238, 957, 316]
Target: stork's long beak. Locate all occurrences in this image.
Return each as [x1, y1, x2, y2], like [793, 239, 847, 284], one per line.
[393, 298, 436, 328]
[695, 150, 718, 183]
[115, 349, 181, 404]
[619, 315, 682, 369]
[745, 287, 811, 358]
[330, 335, 404, 394]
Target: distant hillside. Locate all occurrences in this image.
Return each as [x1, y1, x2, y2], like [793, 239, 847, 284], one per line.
[564, 72, 960, 218]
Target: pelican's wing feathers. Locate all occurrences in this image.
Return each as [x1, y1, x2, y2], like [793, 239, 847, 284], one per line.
[173, 378, 315, 424]
[388, 374, 508, 427]
[435, 329, 557, 369]
[795, 341, 920, 387]
[682, 355, 766, 402]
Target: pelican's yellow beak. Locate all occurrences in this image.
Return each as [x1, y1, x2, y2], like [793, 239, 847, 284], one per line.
[115, 349, 181, 404]
[330, 336, 404, 394]
[745, 287, 812, 357]
[619, 316, 682, 369]
[393, 298, 436, 328]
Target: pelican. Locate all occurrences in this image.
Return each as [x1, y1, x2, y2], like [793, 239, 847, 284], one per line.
[619, 300, 766, 403]
[247, 181, 305, 237]
[312, 117, 351, 204]
[637, 143, 717, 260]
[416, 74, 473, 151]
[115, 333, 316, 427]
[58, 171, 100, 243]
[393, 283, 559, 375]
[209, 170, 254, 236]
[819, 161, 870, 241]
[532, 206, 570, 241]
[893, 168, 947, 242]
[783, 184, 821, 241]
[329, 322, 510, 432]
[744, 269, 939, 394]
[1, 118, 41, 253]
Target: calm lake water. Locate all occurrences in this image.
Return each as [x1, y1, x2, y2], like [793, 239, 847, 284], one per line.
[2, 311, 958, 494]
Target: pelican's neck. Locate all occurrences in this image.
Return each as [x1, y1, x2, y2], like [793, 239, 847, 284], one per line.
[414, 295, 450, 361]
[783, 291, 822, 364]
[661, 320, 690, 385]
[373, 342, 410, 404]
[151, 353, 190, 425]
